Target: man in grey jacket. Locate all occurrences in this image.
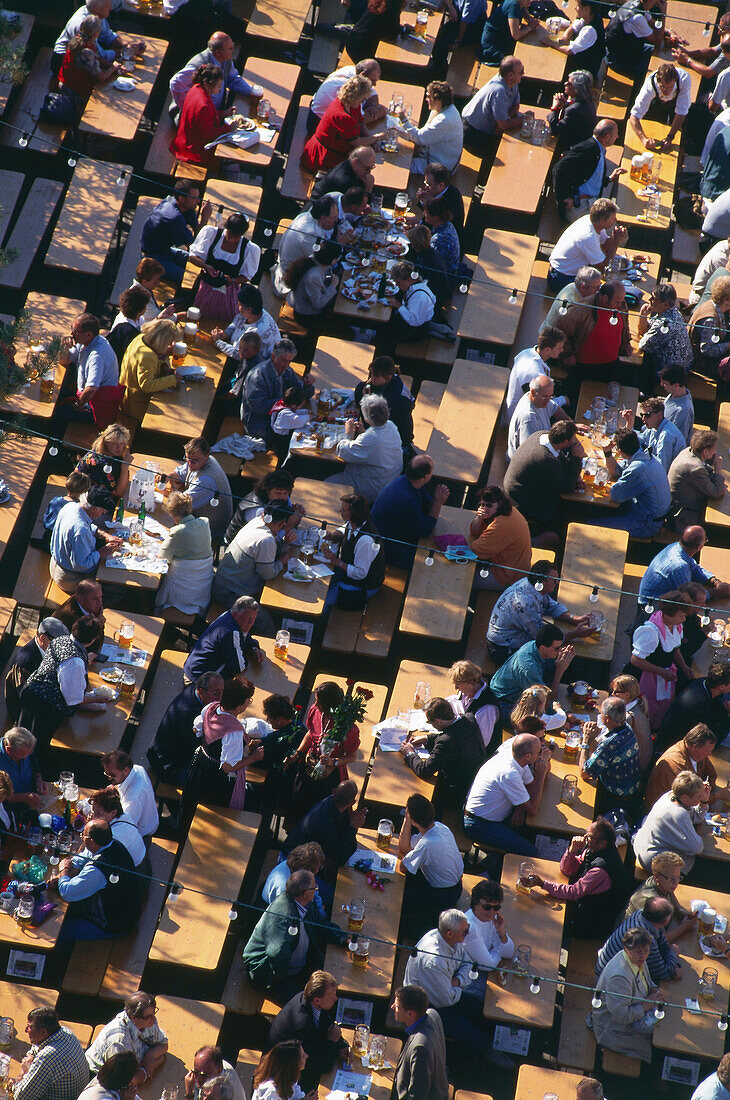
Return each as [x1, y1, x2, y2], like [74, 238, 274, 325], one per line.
[213, 507, 295, 607]
[169, 32, 261, 121]
[668, 429, 727, 532]
[392, 985, 449, 1100]
[240, 340, 312, 443]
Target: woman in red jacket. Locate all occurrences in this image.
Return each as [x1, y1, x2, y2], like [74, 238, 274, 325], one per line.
[302, 74, 377, 171]
[58, 14, 119, 103]
[171, 63, 242, 170]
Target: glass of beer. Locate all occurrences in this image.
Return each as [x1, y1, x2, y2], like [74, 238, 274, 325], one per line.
[257, 97, 271, 123]
[172, 341, 187, 368]
[40, 368, 54, 396]
[184, 321, 198, 347]
[114, 620, 135, 649]
[564, 729, 581, 762]
[353, 938, 370, 969]
[300, 534, 317, 565]
[274, 630, 290, 661]
[394, 192, 409, 217]
[561, 774, 578, 806]
[186, 306, 201, 323]
[516, 861, 534, 895]
[0, 1019, 13, 1050]
[514, 944, 531, 974]
[122, 671, 136, 697]
[699, 908, 717, 937]
[415, 9, 429, 36]
[368, 1035, 386, 1069]
[14, 895, 33, 927]
[353, 1024, 370, 1058]
[377, 819, 393, 851]
[344, 897, 365, 933]
[700, 967, 719, 1001]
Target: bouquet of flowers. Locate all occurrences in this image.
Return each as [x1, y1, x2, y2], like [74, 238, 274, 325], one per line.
[308, 680, 374, 780]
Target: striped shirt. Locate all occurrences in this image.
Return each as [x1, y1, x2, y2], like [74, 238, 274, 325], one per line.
[595, 910, 679, 983]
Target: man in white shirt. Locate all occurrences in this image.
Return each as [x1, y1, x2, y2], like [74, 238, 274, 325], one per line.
[307, 58, 384, 132]
[89, 787, 146, 867]
[629, 63, 692, 150]
[398, 794, 464, 938]
[377, 261, 436, 358]
[464, 733, 550, 856]
[101, 751, 159, 840]
[548, 198, 628, 292]
[461, 879, 514, 996]
[711, 63, 730, 113]
[505, 327, 566, 423]
[404, 910, 514, 1068]
[508, 375, 570, 459]
[689, 238, 730, 305]
[273, 198, 340, 296]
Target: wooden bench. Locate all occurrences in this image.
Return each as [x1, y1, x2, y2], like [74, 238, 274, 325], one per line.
[598, 67, 634, 121]
[322, 566, 408, 658]
[281, 99, 315, 202]
[214, 417, 280, 482]
[557, 937, 601, 1072]
[110, 196, 161, 306]
[412, 380, 445, 451]
[12, 546, 66, 613]
[129, 648, 187, 803]
[63, 838, 177, 999]
[396, 289, 467, 371]
[0, 171, 24, 244]
[0, 179, 63, 289]
[144, 91, 177, 177]
[601, 1050, 642, 1078]
[0, 48, 68, 155]
[222, 951, 265, 1015]
[446, 47, 497, 99]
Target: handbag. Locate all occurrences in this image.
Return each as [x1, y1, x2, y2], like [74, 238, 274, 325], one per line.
[39, 91, 78, 127]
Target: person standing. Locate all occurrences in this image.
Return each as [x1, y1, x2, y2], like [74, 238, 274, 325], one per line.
[391, 985, 449, 1100]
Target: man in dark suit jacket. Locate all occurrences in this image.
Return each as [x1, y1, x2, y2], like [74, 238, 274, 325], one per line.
[4, 618, 69, 722]
[552, 120, 622, 220]
[266, 971, 348, 1090]
[310, 146, 376, 200]
[53, 579, 105, 658]
[392, 985, 449, 1100]
[183, 599, 263, 684]
[400, 700, 486, 812]
[657, 665, 730, 755]
[283, 781, 366, 874]
[147, 672, 224, 784]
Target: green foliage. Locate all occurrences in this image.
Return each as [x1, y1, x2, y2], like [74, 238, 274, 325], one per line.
[0, 310, 63, 403]
[0, 5, 28, 87]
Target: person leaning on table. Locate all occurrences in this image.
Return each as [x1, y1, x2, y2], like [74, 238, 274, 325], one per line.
[589, 927, 666, 1063]
[12, 1006, 89, 1100]
[119, 318, 183, 422]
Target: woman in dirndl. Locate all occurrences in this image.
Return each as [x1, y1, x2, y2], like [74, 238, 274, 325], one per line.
[629, 590, 693, 729]
[287, 681, 360, 824]
[187, 212, 262, 324]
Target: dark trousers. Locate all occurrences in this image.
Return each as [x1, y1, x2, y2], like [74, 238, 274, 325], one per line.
[16, 692, 64, 773]
[375, 315, 428, 360]
[401, 870, 463, 940]
[437, 993, 490, 1052]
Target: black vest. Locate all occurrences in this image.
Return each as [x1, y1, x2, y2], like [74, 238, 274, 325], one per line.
[93, 838, 143, 934]
[340, 523, 385, 592]
[606, 0, 652, 69]
[567, 12, 605, 79]
[201, 227, 250, 289]
[568, 843, 630, 937]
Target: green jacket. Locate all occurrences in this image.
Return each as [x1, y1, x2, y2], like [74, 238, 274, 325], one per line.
[243, 892, 348, 987]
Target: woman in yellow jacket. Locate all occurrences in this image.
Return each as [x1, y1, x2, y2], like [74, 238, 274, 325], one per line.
[120, 318, 182, 421]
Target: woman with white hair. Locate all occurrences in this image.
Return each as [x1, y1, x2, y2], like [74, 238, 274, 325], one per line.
[0, 727, 46, 809]
[633, 770, 707, 873]
[327, 394, 403, 502]
[547, 69, 597, 147]
[154, 492, 214, 617]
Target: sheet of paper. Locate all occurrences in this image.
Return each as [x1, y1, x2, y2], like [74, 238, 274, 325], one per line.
[335, 998, 373, 1027]
[493, 1025, 530, 1055]
[329, 1069, 371, 1096]
[99, 644, 148, 668]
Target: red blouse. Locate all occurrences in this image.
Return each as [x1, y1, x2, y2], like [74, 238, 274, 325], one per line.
[302, 100, 362, 171]
[305, 702, 360, 781]
[58, 44, 100, 100]
[170, 84, 227, 168]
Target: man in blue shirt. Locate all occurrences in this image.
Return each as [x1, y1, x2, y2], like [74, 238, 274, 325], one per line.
[52, 0, 141, 75]
[692, 1055, 730, 1100]
[489, 623, 575, 718]
[629, 397, 686, 473]
[169, 32, 262, 120]
[50, 487, 121, 594]
[183, 597, 263, 683]
[371, 455, 449, 570]
[140, 182, 210, 282]
[58, 313, 121, 424]
[640, 526, 730, 602]
[601, 428, 672, 537]
[54, 819, 142, 940]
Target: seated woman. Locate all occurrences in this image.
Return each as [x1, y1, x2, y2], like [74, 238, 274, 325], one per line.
[107, 286, 152, 364]
[75, 423, 131, 501]
[405, 224, 451, 312]
[480, 0, 537, 63]
[320, 492, 385, 610]
[467, 484, 532, 591]
[285, 240, 341, 324]
[269, 385, 312, 461]
[353, 355, 414, 448]
[462, 879, 515, 996]
[396, 81, 463, 174]
[633, 770, 707, 874]
[154, 491, 214, 617]
[170, 63, 244, 170]
[288, 682, 360, 822]
[217, 331, 262, 417]
[510, 683, 567, 733]
[423, 196, 461, 275]
[187, 213, 261, 325]
[376, 261, 436, 361]
[591, 927, 664, 1063]
[446, 659, 500, 752]
[58, 14, 119, 110]
[0, 726, 47, 813]
[302, 74, 376, 172]
[252, 1042, 309, 1100]
[120, 319, 182, 422]
[629, 590, 692, 730]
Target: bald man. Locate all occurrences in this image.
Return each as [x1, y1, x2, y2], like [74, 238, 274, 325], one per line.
[507, 374, 569, 459]
[552, 119, 625, 222]
[169, 32, 263, 120]
[311, 146, 376, 199]
[640, 525, 730, 603]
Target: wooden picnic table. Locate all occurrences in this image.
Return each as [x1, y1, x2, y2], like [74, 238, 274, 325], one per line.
[556, 522, 629, 662]
[658, 0, 718, 57]
[247, 0, 310, 43]
[180, 178, 263, 290]
[705, 402, 730, 529]
[320, 1030, 401, 1100]
[0, 808, 67, 952]
[259, 540, 331, 617]
[311, 336, 374, 392]
[400, 504, 476, 641]
[514, 19, 572, 83]
[0, 13, 34, 116]
[52, 610, 164, 756]
[653, 881, 730, 1058]
[481, 854, 566, 1028]
[79, 36, 167, 141]
[121, 0, 168, 13]
[141, 330, 225, 438]
[423, 359, 508, 484]
[136, 997, 225, 1100]
[377, 10, 443, 68]
[614, 121, 679, 231]
[323, 828, 405, 997]
[527, 725, 597, 836]
[0, 434, 47, 564]
[364, 660, 451, 806]
[1, 984, 58, 1069]
[149, 805, 261, 969]
[481, 106, 556, 216]
[290, 478, 355, 529]
[368, 80, 425, 191]
[227, 59, 300, 169]
[0, 293, 86, 418]
[249, 636, 311, 718]
[460, 230, 539, 347]
[514, 1064, 587, 1099]
[45, 159, 132, 275]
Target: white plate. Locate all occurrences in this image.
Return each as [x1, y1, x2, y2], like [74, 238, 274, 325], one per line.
[113, 77, 136, 91]
[0, 489, 9, 505]
[99, 666, 123, 683]
[176, 364, 207, 380]
[700, 935, 729, 957]
[285, 565, 315, 582]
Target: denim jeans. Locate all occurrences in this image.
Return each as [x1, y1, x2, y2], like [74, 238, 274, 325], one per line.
[463, 812, 539, 857]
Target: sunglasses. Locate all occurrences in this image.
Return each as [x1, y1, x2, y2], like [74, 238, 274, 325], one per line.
[479, 902, 501, 911]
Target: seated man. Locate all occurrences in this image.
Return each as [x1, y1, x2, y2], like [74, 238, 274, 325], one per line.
[89, 787, 146, 868]
[183, 597, 264, 683]
[399, 700, 486, 813]
[601, 428, 672, 538]
[505, 327, 566, 423]
[415, 162, 465, 242]
[668, 429, 727, 532]
[463, 733, 550, 857]
[547, 198, 627, 292]
[53, 819, 143, 941]
[551, 279, 631, 375]
[262, 844, 326, 913]
[597, 897, 680, 983]
[86, 993, 167, 1087]
[507, 375, 570, 459]
[213, 507, 295, 608]
[58, 313, 122, 426]
[462, 57, 524, 155]
[184, 1046, 245, 1100]
[283, 781, 366, 874]
[240, 339, 307, 443]
[489, 623, 575, 714]
[645, 723, 730, 810]
[168, 32, 260, 121]
[49, 486, 121, 594]
[422, 198, 460, 275]
[604, 0, 666, 78]
[701, 126, 730, 202]
[527, 819, 630, 938]
[311, 146, 376, 200]
[487, 561, 592, 664]
[659, 363, 694, 443]
[371, 455, 449, 570]
[629, 63, 691, 151]
[552, 120, 623, 223]
[307, 59, 384, 134]
[622, 850, 697, 940]
[541, 265, 601, 331]
[625, 397, 686, 474]
[13, 1006, 89, 1100]
[376, 262, 436, 359]
[391, 985, 449, 1100]
[100, 750, 159, 842]
[635, 283, 692, 386]
[692, 1055, 730, 1100]
[140, 181, 208, 282]
[398, 794, 464, 940]
[53, 579, 105, 659]
[265, 971, 347, 1091]
[242, 870, 349, 999]
[582, 696, 642, 815]
[659, 660, 730, 751]
[590, 928, 664, 1062]
[273, 199, 340, 297]
[503, 420, 584, 544]
[148, 672, 224, 785]
[461, 879, 515, 996]
[3, 619, 68, 723]
[640, 525, 730, 604]
[167, 436, 233, 539]
[0, 726, 46, 813]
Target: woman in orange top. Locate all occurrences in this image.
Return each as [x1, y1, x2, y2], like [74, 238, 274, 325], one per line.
[302, 74, 377, 172]
[468, 485, 532, 590]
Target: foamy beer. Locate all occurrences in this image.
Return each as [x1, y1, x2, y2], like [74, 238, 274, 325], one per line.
[274, 629, 290, 661]
[172, 341, 187, 368]
[186, 306, 201, 323]
[376, 818, 393, 851]
[184, 321, 198, 347]
[415, 9, 429, 36]
[353, 938, 370, 968]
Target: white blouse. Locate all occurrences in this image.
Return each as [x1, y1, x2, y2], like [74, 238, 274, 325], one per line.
[632, 620, 683, 660]
[251, 1083, 305, 1100]
[189, 226, 262, 285]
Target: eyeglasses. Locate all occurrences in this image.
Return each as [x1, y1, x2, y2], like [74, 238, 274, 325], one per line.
[478, 902, 501, 911]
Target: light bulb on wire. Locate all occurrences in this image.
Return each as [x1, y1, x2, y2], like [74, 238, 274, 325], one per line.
[479, 567, 489, 579]
[644, 602, 654, 615]
[168, 883, 182, 903]
[534, 580, 544, 592]
[700, 612, 710, 626]
[49, 445, 58, 457]
[558, 303, 567, 315]
[719, 1015, 728, 1031]
[210, 495, 219, 508]
[116, 171, 126, 187]
[609, 310, 619, 326]
[712, 332, 721, 343]
[264, 227, 273, 237]
[589, 586, 599, 603]
[18, 132, 29, 147]
[529, 976, 541, 994]
[660, 322, 669, 334]
[654, 1002, 665, 1020]
[228, 907, 238, 921]
[459, 283, 468, 294]
[704, 20, 711, 35]
[508, 288, 518, 304]
[109, 873, 119, 884]
[469, 965, 479, 981]
[425, 554, 434, 567]
[289, 924, 300, 936]
[103, 464, 112, 475]
[68, 154, 77, 167]
[591, 990, 602, 1010]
